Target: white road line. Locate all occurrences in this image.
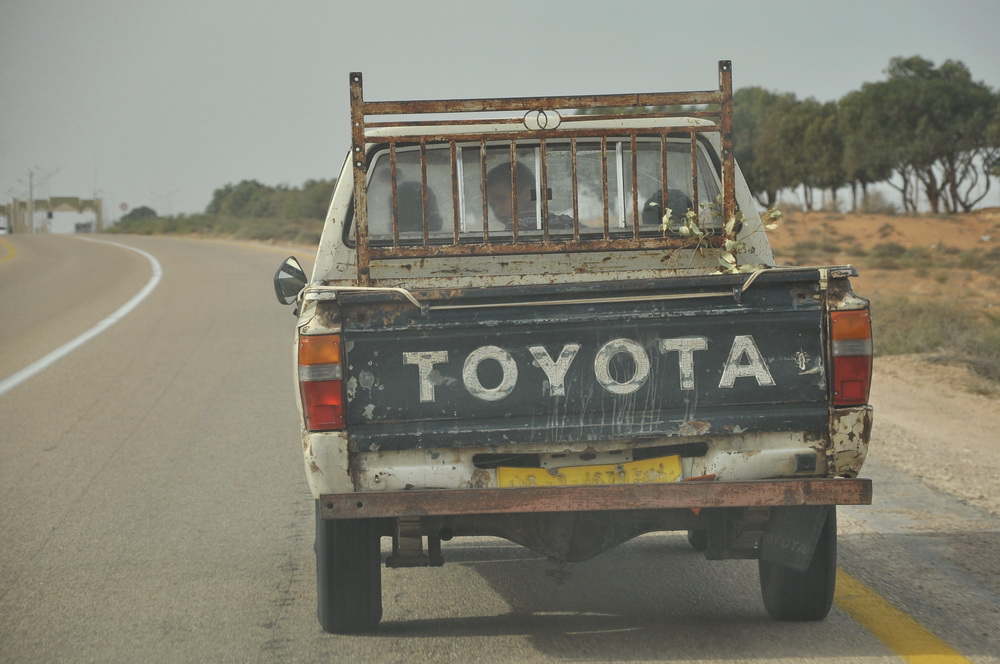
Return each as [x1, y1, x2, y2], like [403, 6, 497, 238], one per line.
[0, 238, 162, 397]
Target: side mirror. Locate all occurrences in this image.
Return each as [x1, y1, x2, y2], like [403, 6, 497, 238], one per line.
[274, 256, 307, 305]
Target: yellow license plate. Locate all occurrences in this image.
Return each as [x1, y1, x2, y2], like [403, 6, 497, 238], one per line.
[497, 455, 681, 488]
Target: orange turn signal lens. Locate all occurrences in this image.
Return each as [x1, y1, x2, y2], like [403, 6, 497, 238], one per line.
[830, 310, 871, 341]
[299, 335, 342, 365]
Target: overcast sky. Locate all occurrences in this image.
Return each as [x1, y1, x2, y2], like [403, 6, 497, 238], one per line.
[2, 0, 998, 221]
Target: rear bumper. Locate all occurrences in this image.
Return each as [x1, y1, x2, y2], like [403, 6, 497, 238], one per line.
[320, 477, 871, 520]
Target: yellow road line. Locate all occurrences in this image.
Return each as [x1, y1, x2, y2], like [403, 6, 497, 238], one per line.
[836, 569, 972, 664]
[0, 238, 16, 262]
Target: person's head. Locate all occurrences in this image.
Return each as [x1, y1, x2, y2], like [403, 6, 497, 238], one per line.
[486, 162, 533, 224]
[642, 188, 693, 226]
[395, 181, 442, 232]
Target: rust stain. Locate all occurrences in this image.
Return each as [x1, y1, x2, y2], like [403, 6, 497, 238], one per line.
[470, 468, 491, 489]
[829, 407, 873, 477]
[678, 420, 712, 436]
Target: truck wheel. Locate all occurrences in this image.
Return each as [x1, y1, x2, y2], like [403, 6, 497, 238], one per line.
[686, 529, 708, 551]
[758, 505, 837, 621]
[315, 501, 383, 633]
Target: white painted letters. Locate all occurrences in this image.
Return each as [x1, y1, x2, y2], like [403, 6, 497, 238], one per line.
[404, 334, 776, 403]
[403, 351, 449, 403]
[718, 335, 775, 388]
[658, 337, 708, 390]
[463, 345, 518, 401]
[593, 339, 649, 395]
[528, 344, 581, 396]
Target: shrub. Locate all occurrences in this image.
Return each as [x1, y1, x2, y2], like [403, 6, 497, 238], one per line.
[870, 243, 907, 259]
[866, 242, 907, 269]
[877, 223, 896, 239]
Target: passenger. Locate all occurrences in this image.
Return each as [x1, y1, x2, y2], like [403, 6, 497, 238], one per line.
[394, 181, 442, 233]
[642, 188, 694, 226]
[485, 162, 534, 231]
[486, 162, 572, 232]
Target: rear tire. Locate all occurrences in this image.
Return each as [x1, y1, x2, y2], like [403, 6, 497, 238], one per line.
[758, 505, 837, 621]
[315, 501, 383, 633]
[687, 529, 708, 551]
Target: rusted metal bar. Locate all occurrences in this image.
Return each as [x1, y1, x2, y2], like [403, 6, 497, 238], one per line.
[690, 133, 699, 213]
[350, 72, 370, 286]
[540, 138, 550, 243]
[570, 138, 580, 241]
[389, 143, 399, 247]
[320, 478, 873, 520]
[358, 89, 727, 117]
[600, 137, 609, 238]
[718, 60, 736, 233]
[479, 139, 489, 244]
[630, 132, 639, 238]
[363, 125, 719, 146]
[660, 134, 669, 236]
[449, 141, 460, 244]
[557, 109, 722, 123]
[419, 141, 430, 246]
[363, 108, 722, 128]
[366, 117, 524, 128]
[508, 141, 519, 242]
[365, 234, 726, 260]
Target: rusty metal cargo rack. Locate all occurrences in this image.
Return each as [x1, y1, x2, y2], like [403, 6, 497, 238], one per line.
[350, 61, 736, 285]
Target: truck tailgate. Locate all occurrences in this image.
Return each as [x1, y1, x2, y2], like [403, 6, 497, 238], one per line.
[339, 269, 829, 452]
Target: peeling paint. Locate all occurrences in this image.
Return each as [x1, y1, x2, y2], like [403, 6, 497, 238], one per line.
[359, 370, 376, 390]
[678, 420, 712, 436]
[470, 469, 491, 488]
[828, 406, 873, 477]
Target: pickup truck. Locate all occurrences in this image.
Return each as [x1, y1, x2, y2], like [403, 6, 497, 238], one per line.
[274, 61, 873, 634]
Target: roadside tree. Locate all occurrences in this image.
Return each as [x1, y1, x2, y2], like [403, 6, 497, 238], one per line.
[734, 87, 796, 207]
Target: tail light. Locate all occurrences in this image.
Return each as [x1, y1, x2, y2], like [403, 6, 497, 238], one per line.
[829, 309, 873, 406]
[299, 334, 345, 430]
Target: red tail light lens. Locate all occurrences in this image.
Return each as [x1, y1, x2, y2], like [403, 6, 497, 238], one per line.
[830, 310, 873, 406]
[298, 335, 345, 430]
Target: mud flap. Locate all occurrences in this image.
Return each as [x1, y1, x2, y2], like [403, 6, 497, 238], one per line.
[759, 505, 829, 572]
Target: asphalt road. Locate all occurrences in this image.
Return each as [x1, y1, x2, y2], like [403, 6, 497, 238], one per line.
[1, 234, 997, 663]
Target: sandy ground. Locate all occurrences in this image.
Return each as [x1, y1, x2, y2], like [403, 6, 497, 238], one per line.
[767, 208, 1000, 516]
[869, 354, 1000, 516]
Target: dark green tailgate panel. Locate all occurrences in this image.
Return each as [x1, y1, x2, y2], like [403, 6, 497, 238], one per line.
[339, 271, 828, 451]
